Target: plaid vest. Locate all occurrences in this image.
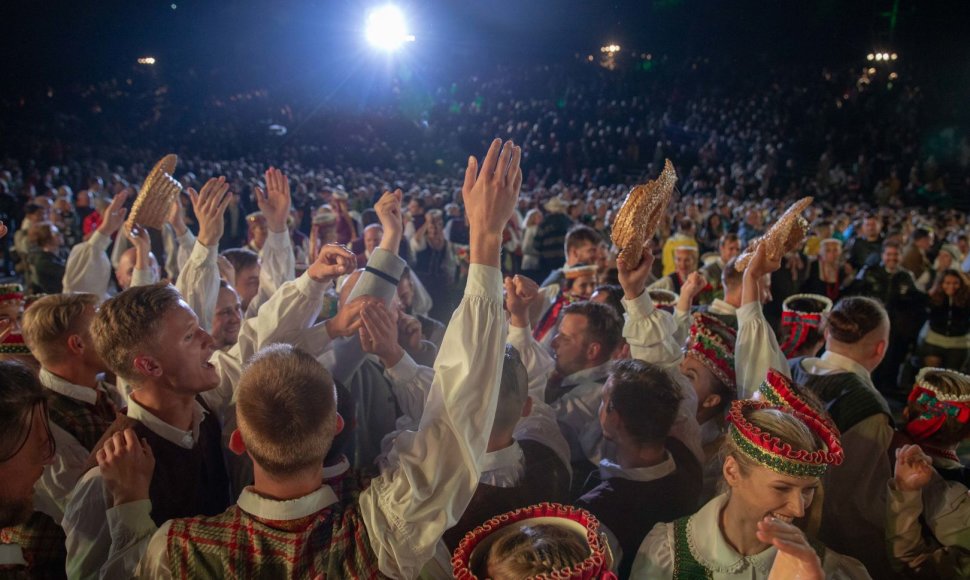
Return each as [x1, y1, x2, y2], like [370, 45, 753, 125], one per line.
[165, 471, 386, 579]
[0, 511, 66, 580]
[47, 388, 116, 451]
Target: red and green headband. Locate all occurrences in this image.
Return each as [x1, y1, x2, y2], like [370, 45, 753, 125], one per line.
[685, 314, 737, 392]
[452, 503, 616, 580]
[904, 368, 970, 443]
[727, 399, 844, 478]
[779, 293, 832, 357]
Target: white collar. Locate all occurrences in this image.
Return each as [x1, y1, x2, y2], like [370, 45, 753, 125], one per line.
[709, 299, 738, 316]
[480, 441, 525, 474]
[687, 494, 776, 574]
[563, 361, 613, 388]
[237, 485, 340, 521]
[323, 456, 351, 481]
[807, 351, 877, 393]
[0, 544, 27, 567]
[598, 451, 676, 482]
[126, 395, 208, 449]
[40, 367, 109, 406]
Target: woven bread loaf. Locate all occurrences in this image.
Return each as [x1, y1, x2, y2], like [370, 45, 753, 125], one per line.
[611, 159, 678, 270]
[734, 196, 813, 271]
[126, 154, 182, 231]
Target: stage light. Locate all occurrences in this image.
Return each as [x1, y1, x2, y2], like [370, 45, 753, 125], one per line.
[365, 5, 414, 52]
[137, 57, 156, 65]
[867, 53, 874, 61]
[875, 53, 883, 61]
[890, 53, 898, 60]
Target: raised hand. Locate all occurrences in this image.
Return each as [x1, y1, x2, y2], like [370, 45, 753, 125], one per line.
[306, 243, 357, 284]
[375, 189, 404, 253]
[0, 221, 7, 239]
[96, 189, 131, 237]
[360, 301, 405, 366]
[462, 138, 522, 266]
[894, 445, 934, 492]
[747, 242, 783, 280]
[167, 193, 188, 237]
[505, 274, 539, 328]
[255, 167, 291, 233]
[188, 177, 232, 247]
[617, 242, 655, 300]
[97, 429, 155, 508]
[125, 224, 152, 261]
[759, 517, 824, 580]
[217, 255, 236, 283]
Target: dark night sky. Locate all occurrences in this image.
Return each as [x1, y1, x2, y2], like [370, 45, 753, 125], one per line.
[2, 0, 968, 93]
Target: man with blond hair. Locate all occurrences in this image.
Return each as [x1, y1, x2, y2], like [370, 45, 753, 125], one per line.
[21, 293, 122, 522]
[95, 138, 523, 578]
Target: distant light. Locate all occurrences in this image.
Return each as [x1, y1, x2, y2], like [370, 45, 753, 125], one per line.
[883, 52, 890, 60]
[889, 72, 898, 80]
[365, 5, 414, 52]
[600, 44, 621, 54]
[171, 3, 176, 9]
[137, 57, 156, 65]
[890, 53, 898, 60]
[875, 53, 883, 61]
[866, 53, 874, 61]
[867, 67, 876, 75]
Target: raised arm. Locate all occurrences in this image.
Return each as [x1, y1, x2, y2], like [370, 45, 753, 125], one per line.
[175, 177, 232, 331]
[246, 167, 295, 318]
[618, 243, 683, 369]
[359, 138, 522, 579]
[736, 244, 791, 399]
[505, 274, 556, 398]
[62, 190, 129, 297]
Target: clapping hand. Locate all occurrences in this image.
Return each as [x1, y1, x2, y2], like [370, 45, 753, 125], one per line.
[360, 301, 405, 366]
[97, 429, 155, 508]
[375, 189, 404, 253]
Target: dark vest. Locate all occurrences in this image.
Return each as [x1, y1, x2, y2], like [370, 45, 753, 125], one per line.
[90, 398, 232, 526]
[789, 357, 894, 433]
[576, 438, 702, 578]
[442, 439, 570, 551]
[47, 389, 116, 451]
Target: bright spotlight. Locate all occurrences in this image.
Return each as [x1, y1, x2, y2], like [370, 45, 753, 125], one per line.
[365, 5, 414, 52]
[137, 57, 156, 65]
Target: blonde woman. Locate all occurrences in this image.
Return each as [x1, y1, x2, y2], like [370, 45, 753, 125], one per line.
[632, 399, 870, 579]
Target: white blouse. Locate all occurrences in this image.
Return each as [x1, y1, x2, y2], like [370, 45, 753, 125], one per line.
[631, 494, 871, 579]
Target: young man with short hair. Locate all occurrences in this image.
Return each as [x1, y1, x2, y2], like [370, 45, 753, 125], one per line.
[96, 138, 523, 578]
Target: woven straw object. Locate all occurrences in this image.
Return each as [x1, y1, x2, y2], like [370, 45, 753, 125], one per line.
[735, 196, 813, 271]
[126, 154, 182, 231]
[611, 159, 677, 271]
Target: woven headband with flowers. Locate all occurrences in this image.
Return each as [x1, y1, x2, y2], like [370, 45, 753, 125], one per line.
[904, 367, 970, 443]
[779, 293, 832, 357]
[452, 503, 616, 580]
[727, 399, 844, 478]
[685, 314, 737, 392]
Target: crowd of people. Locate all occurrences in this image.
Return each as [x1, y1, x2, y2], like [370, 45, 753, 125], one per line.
[1, 54, 969, 579]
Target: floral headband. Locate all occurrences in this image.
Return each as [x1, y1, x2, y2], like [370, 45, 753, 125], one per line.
[727, 399, 844, 478]
[904, 367, 970, 442]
